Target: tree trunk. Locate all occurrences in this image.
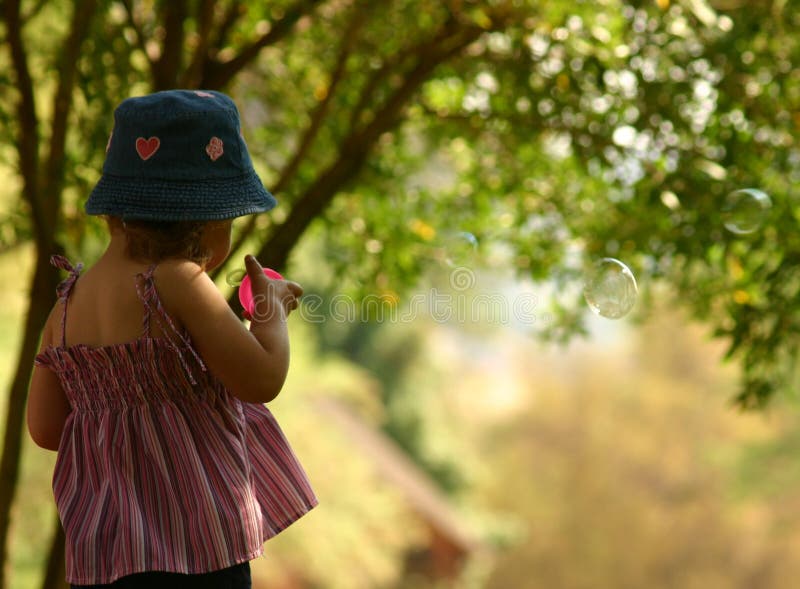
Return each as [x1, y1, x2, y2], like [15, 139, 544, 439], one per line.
[0, 253, 59, 589]
[40, 515, 67, 589]
[0, 0, 96, 585]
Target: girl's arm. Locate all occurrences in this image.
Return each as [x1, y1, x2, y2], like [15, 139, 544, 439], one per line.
[158, 255, 302, 404]
[27, 305, 71, 451]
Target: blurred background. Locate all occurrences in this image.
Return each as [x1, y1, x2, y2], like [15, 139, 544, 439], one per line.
[3, 0, 800, 587]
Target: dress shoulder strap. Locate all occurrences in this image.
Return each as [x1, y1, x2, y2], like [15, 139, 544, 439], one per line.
[134, 264, 207, 385]
[51, 255, 84, 348]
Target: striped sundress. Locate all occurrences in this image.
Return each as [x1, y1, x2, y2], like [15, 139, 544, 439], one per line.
[34, 255, 318, 585]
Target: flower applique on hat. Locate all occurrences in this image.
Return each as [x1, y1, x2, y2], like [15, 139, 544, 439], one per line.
[85, 89, 276, 221]
[206, 137, 224, 161]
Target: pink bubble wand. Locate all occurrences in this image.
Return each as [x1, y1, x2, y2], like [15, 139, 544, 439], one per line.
[238, 267, 284, 317]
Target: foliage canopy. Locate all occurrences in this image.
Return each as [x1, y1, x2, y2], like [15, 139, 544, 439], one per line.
[3, 0, 788, 406]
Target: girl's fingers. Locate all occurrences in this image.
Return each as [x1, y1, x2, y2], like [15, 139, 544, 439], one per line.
[244, 254, 263, 280]
[286, 280, 304, 299]
[242, 256, 303, 316]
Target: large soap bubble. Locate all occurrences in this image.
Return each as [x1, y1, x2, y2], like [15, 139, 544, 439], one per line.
[721, 188, 771, 235]
[583, 258, 638, 320]
[440, 230, 479, 268]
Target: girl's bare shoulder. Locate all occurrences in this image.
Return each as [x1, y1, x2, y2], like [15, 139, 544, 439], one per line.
[150, 259, 227, 320]
[153, 258, 207, 285]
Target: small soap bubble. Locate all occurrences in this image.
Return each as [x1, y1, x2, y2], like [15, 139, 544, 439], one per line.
[583, 258, 638, 319]
[440, 231, 479, 268]
[721, 188, 771, 235]
[225, 268, 246, 287]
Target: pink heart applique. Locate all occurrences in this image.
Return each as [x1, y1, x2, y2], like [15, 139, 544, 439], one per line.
[135, 137, 160, 161]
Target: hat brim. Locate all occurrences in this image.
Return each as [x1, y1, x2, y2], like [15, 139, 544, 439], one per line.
[86, 171, 277, 221]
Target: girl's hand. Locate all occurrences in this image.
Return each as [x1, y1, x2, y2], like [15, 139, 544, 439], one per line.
[157, 257, 298, 403]
[243, 255, 303, 321]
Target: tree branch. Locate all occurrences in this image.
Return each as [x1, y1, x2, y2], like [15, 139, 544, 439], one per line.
[273, 3, 369, 195]
[218, 2, 370, 275]
[179, 0, 216, 88]
[346, 14, 464, 135]
[201, 0, 323, 89]
[2, 0, 41, 242]
[239, 19, 488, 296]
[43, 0, 99, 235]
[120, 0, 155, 71]
[19, 0, 47, 24]
[346, 51, 405, 133]
[152, 0, 188, 90]
[212, 0, 245, 51]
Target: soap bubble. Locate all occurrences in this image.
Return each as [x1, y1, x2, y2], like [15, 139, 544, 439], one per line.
[583, 258, 638, 319]
[721, 188, 771, 235]
[225, 268, 246, 287]
[440, 231, 479, 268]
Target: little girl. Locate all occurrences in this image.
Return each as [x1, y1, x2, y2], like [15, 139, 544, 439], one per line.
[26, 90, 318, 588]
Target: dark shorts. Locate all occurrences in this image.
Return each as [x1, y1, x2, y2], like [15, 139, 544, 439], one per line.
[70, 562, 251, 589]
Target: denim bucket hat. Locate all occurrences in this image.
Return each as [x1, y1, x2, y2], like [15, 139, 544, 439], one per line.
[86, 89, 277, 221]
